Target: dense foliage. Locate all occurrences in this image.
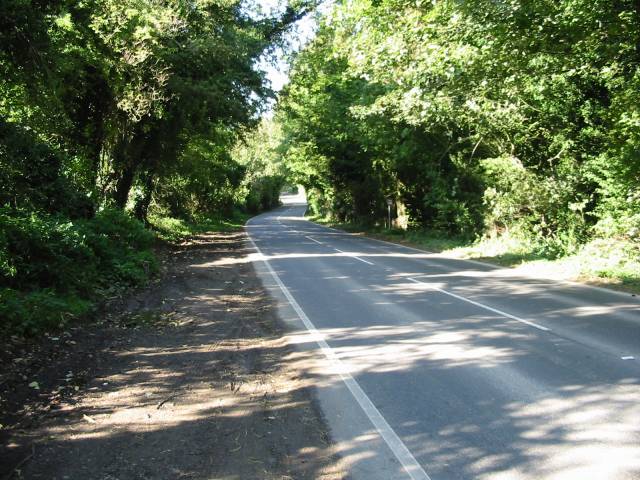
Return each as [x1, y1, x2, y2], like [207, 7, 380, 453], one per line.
[4, 0, 639, 332]
[0, 208, 156, 334]
[1, 0, 305, 219]
[278, 0, 640, 259]
[232, 118, 287, 213]
[0, 0, 306, 335]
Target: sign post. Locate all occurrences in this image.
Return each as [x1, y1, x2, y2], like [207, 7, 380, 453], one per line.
[386, 198, 392, 229]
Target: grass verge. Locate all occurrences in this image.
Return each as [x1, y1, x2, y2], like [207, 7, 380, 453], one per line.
[310, 215, 640, 295]
[149, 211, 251, 243]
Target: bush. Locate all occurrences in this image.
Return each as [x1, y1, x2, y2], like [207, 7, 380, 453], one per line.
[82, 209, 156, 286]
[0, 210, 97, 293]
[244, 176, 284, 213]
[0, 208, 157, 336]
[0, 288, 91, 334]
[0, 119, 94, 218]
[480, 155, 589, 257]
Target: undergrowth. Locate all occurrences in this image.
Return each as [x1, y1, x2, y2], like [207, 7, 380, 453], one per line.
[0, 208, 157, 336]
[0, 204, 258, 337]
[150, 210, 251, 243]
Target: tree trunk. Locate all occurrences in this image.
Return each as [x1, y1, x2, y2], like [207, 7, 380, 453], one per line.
[113, 162, 136, 209]
[134, 171, 156, 224]
[111, 127, 146, 210]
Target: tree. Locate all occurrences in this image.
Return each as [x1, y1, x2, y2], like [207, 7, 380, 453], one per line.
[276, 0, 640, 249]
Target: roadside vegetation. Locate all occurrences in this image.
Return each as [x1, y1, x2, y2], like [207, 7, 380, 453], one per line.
[312, 215, 640, 292]
[149, 211, 251, 243]
[3, 0, 639, 333]
[275, 0, 640, 292]
[0, 0, 297, 337]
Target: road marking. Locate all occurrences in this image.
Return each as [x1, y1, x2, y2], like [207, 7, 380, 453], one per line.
[304, 217, 640, 302]
[621, 356, 635, 360]
[305, 236, 324, 245]
[334, 248, 375, 265]
[407, 277, 551, 332]
[247, 235, 431, 480]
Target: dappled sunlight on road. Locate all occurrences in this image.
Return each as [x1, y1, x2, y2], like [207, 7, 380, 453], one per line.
[286, 323, 523, 373]
[270, 289, 640, 478]
[279, 314, 640, 479]
[499, 382, 640, 479]
[33, 219, 640, 480]
[36, 210, 637, 479]
[201, 249, 435, 266]
[246, 205, 640, 479]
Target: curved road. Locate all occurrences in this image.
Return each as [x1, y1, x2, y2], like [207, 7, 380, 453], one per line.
[247, 199, 640, 480]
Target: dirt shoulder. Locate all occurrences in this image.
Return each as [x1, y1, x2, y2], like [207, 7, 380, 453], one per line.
[1, 231, 344, 480]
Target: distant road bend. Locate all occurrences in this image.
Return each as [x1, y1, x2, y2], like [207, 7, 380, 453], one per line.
[247, 196, 640, 480]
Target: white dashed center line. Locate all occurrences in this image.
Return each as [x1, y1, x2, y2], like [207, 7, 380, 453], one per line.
[407, 277, 551, 332]
[305, 236, 324, 245]
[334, 248, 375, 265]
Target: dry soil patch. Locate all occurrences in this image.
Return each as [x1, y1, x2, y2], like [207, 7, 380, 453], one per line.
[1, 231, 344, 480]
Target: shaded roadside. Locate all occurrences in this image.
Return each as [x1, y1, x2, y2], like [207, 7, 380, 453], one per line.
[1, 231, 344, 480]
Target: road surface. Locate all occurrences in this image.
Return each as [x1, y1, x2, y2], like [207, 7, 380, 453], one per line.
[247, 198, 640, 480]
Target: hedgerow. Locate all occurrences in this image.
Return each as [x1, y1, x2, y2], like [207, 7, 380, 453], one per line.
[0, 208, 156, 336]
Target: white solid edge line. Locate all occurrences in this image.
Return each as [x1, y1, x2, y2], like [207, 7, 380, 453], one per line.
[407, 277, 551, 332]
[247, 235, 431, 480]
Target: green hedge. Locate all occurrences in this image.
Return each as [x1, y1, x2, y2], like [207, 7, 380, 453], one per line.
[245, 176, 285, 214]
[0, 208, 157, 336]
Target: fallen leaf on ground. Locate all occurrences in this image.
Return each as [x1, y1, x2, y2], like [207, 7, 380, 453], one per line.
[82, 414, 96, 424]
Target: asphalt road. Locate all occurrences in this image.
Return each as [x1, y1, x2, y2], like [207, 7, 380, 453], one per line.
[247, 199, 640, 480]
